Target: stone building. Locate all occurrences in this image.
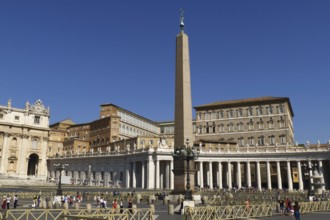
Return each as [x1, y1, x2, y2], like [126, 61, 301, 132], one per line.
[49, 119, 75, 157]
[194, 96, 294, 147]
[0, 99, 50, 180]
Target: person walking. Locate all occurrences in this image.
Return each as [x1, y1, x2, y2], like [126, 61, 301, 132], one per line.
[293, 201, 301, 220]
[6, 194, 11, 209]
[13, 195, 18, 209]
[120, 199, 124, 213]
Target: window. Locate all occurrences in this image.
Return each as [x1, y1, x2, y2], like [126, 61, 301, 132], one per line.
[248, 119, 254, 130]
[212, 122, 216, 133]
[269, 136, 275, 145]
[258, 136, 265, 146]
[197, 126, 202, 134]
[0, 113, 3, 119]
[256, 107, 263, 116]
[219, 124, 224, 132]
[238, 122, 244, 131]
[227, 110, 233, 118]
[238, 137, 244, 146]
[267, 106, 273, 115]
[15, 116, 19, 121]
[280, 135, 286, 144]
[247, 108, 253, 116]
[278, 104, 284, 114]
[219, 111, 224, 119]
[197, 114, 201, 120]
[228, 123, 234, 132]
[279, 117, 285, 128]
[268, 118, 274, 129]
[258, 119, 264, 129]
[248, 137, 254, 146]
[237, 109, 243, 117]
[34, 116, 40, 124]
[206, 123, 210, 133]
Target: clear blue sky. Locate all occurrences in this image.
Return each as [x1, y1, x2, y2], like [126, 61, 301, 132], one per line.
[0, 1, 329, 144]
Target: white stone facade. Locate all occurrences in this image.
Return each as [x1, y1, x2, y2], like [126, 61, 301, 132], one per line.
[0, 99, 50, 179]
[47, 142, 330, 192]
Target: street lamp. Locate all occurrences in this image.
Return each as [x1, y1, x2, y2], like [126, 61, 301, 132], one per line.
[54, 159, 69, 196]
[172, 139, 200, 201]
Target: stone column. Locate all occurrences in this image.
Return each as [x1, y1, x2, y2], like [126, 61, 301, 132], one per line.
[287, 161, 293, 191]
[297, 161, 304, 191]
[165, 161, 170, 189]
[266, 161, 272, 190]
[141, 161, 145, 189]
[199, 162, 204, 188]
[256, 161, 261, 191]
[209, 162, 213, 189]
[132, 162, 136, 188]
[126, 163, 130, 188]
[218, 162, 223, 189]
[246, 161, 251, 188]
[170, 160, 174, 190]
[147, 156, 155, 189]
[318, 160, 326, 191]
[104, 172, 110, 187]
[227, 161, 232, 189]
[237, 162, 242, 189]
[155, 159, 160, 189]
[277, 161, 282, 190]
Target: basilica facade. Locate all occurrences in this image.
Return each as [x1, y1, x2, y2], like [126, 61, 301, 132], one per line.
[0, 99, 50, 179]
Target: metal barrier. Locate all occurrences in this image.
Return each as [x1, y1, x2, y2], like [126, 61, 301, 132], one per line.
[183, 201, 330, 220]
[183, 204, 273, 220]
[1, 208, 153, 220]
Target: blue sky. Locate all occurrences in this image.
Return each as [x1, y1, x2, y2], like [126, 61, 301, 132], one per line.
[0, 1, 329, 144]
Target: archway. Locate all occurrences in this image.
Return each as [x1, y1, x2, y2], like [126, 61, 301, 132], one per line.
[27, 154, 39, 176]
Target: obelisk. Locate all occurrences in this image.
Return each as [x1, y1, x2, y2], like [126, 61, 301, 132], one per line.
[173, 9, 195, 194]
[174, 10, 194, 147]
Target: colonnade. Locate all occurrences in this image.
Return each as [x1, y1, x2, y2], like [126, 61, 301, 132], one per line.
[49, 154, 328, 192]
[195, 159, 326, 191]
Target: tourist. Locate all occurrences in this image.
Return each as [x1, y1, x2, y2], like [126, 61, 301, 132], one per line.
[2, 196, 6, 209]
[120, 199, 124, 213]
[37, 195, 41, 207]
[293, 201, 300, 220]
[278, 199, 284, 215]
[13, 195, 18, 209]
[112, 199, 117, 213]
[127, 198, 132, 213]
[6, 194, 11, 209]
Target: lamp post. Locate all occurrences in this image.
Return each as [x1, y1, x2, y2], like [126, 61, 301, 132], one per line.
[172, 139, 200, 201]
[54, 159, 69, 196]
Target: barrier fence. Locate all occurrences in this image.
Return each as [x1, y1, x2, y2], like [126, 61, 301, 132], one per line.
[183, 200, 330, 220]
[1, 208, 153, 220]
